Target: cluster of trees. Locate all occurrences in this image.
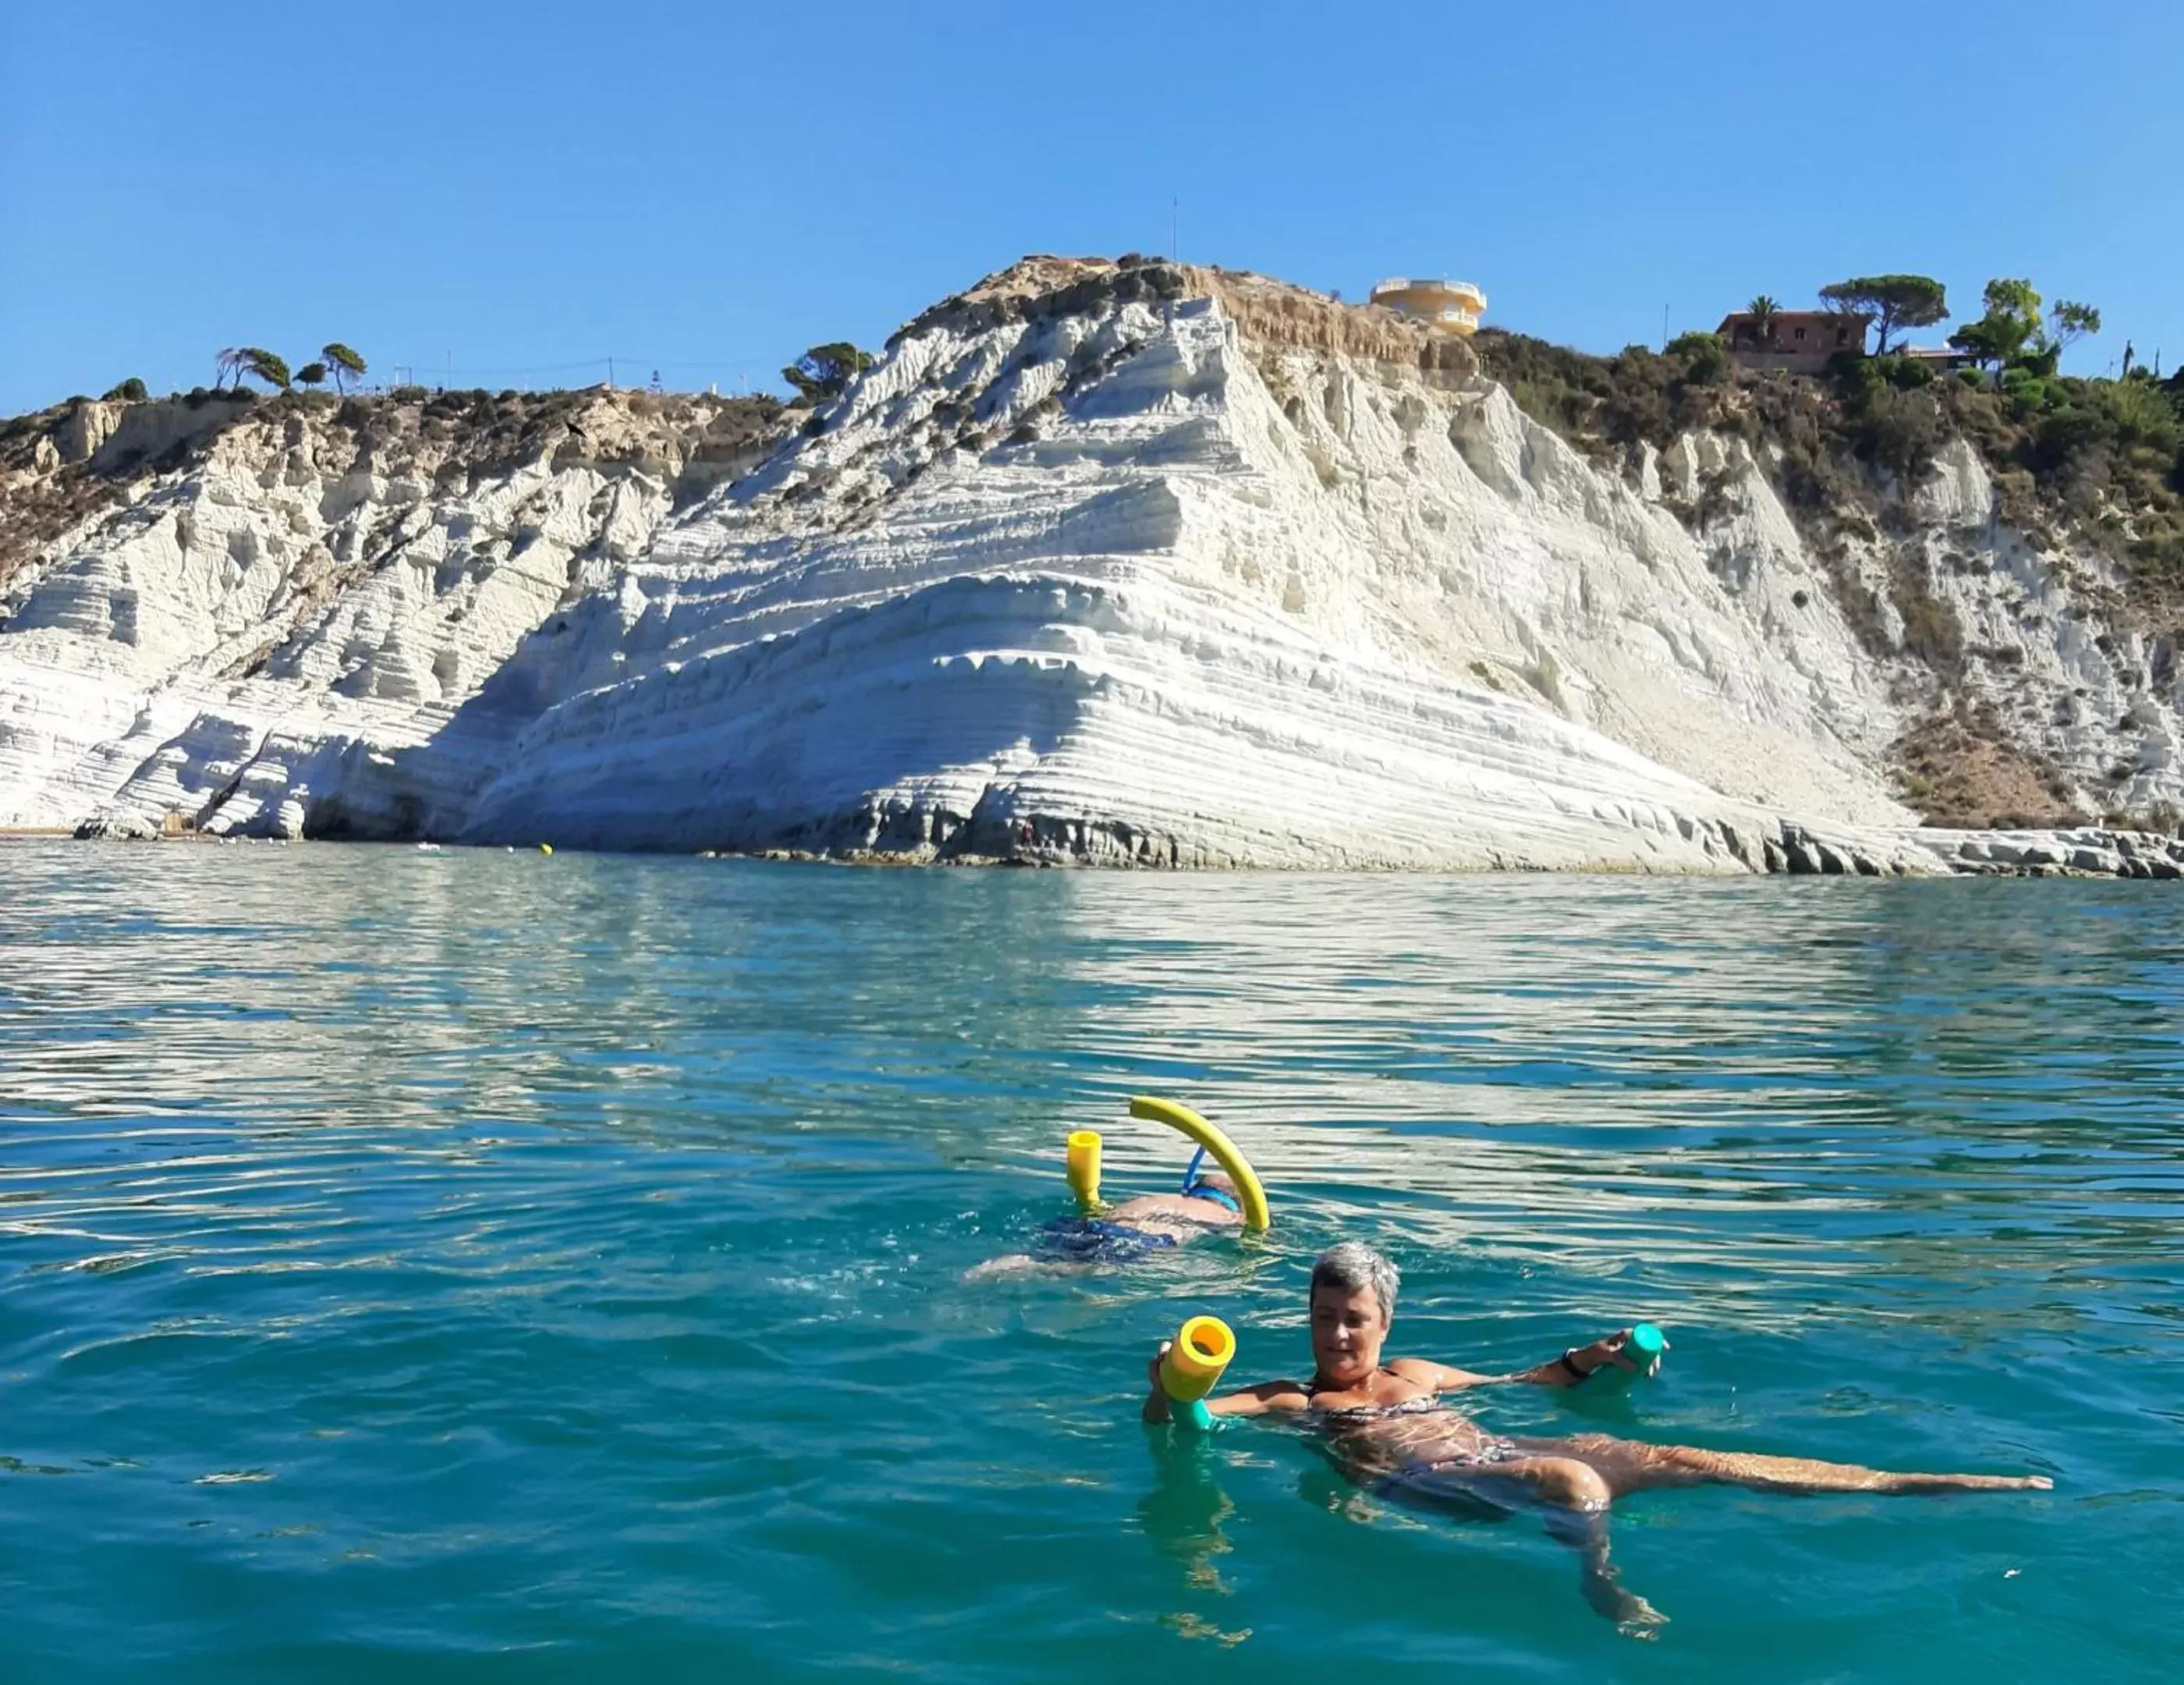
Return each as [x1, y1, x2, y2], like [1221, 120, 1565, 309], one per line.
[164, 337, 865, 409]
[1808, 276, 2182, 588]
[1945, 278, 2100, 377]
[1706, 271, 2168, 482]
[1743, 274, 2104, 377]
[1740, 271, 2175, 481]
[213, 343, 368, 394]
[1480, 267, 2184, 583]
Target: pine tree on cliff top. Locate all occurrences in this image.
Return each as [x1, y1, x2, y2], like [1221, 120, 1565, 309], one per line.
[322, 343, 367, 395]
[1817, 275, 1948, 355]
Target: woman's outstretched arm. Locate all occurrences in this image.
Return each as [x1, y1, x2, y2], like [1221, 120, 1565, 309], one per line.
[1393, 1328, 1665, 1392]
[1140, 1343, 1309, 1422]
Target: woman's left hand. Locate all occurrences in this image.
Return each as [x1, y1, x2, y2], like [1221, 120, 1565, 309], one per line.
[1574, 1328, 1668, 1378]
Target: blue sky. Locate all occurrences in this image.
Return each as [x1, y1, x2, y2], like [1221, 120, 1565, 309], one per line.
[3, 1, 2176, 413]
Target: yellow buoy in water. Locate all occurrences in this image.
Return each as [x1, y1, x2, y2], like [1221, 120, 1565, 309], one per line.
[538, 843, 554, 855]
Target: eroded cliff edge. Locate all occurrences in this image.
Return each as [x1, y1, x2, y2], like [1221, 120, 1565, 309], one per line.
[4, 257, 2180, 875]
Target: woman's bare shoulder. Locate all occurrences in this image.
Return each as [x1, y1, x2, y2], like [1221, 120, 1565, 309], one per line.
[1385, 1355, 1493, 1389]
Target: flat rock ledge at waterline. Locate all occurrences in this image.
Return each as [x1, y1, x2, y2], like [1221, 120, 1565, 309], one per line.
[7, 257, 2182, 874]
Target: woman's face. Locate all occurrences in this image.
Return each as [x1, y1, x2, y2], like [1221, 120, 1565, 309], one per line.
[1309, 1282, 1388, 1386]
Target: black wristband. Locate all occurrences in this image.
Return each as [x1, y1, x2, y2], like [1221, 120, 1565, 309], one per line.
[1557, 1349, 1592, 1382]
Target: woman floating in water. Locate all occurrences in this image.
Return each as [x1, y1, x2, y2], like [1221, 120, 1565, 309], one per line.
[1140, 1241, 2052, 1634]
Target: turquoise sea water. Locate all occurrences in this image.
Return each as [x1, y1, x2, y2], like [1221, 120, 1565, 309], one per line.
[2, 843, 2178, 1680]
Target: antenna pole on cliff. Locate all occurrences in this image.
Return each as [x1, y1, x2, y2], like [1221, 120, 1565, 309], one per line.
[608, 356, 615, 392]
[1171, 197, 1178, 263]
[1662, 303, 1669, 351]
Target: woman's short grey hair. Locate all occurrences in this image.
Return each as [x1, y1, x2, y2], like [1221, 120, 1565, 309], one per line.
[1311, 1242, 1399, 1323]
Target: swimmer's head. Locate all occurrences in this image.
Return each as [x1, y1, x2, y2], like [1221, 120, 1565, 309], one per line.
[1309, 1242, 1399, 1387]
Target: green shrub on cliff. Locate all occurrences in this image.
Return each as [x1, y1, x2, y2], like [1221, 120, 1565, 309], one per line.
[2101, 378, 2182, 456]
[1848, 383, 1949, 481]
[1478, 321, 2184, 599]
[1473, 331, 1736, 449]
[1666, 331, 1730, 385]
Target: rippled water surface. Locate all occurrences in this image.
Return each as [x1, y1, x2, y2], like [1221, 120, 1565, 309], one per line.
[2, 843, 2178, 1680]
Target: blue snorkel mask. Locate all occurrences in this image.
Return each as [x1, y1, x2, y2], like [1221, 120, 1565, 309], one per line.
[1180, 1145, 1243, 1214]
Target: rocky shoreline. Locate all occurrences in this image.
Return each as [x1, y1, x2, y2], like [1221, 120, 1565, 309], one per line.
[1913, 825, 2184, 878]
[61, 809, 2183, 880]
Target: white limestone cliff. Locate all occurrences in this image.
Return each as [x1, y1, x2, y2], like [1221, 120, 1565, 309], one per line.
[3, 257, 2179, 873]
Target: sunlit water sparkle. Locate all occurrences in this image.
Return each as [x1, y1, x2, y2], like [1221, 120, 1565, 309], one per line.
[2, 843, 2177, 1680]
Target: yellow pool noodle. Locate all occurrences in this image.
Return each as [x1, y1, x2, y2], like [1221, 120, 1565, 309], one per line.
[1159, 1315, 1236, 1403]
[1065, 1130, 1103, 1211]
[1128, 1096, 1271, 1233]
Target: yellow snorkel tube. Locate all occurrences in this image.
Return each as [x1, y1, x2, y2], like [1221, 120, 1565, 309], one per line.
[1057, 1096, 1270, 1233]
[1128, 1095, 1271, 1234]
[1066, 1130, 1104, 1211]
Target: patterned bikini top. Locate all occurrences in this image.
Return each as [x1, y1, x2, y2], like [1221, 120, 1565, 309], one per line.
[1302, 1369, 1447, 1421]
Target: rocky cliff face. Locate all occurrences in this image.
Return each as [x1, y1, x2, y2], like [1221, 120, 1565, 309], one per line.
[0, 387, 782, 839]
[2, 257, 2178, 872]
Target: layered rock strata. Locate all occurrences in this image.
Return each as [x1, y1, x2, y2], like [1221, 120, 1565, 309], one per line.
[4, 257, 2180, 874]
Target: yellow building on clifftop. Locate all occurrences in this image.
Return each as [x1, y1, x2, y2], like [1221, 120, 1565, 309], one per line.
[1368, 277, 1487, 335]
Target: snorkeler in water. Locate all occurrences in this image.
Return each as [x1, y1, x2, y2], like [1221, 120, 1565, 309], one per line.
[971, 1099, 1261, 1279]
[967, 1172, 1244, 1278]
[1140, 1240, 2053, 1634]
